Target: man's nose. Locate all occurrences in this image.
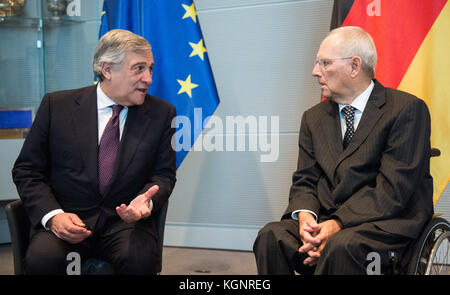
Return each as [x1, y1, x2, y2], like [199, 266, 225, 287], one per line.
[142, 69, 152, 85]
[312, 63, 322, 77]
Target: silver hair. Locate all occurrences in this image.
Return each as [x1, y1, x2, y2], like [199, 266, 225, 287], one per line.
[93, 29, 152, 81]
[328, 26, 377, 79]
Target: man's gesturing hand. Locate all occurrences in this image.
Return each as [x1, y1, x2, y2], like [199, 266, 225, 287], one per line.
[116, 185, 159, 223]
[48, 213, 92, 244]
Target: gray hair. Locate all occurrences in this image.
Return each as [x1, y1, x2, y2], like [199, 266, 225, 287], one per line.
[93, 29, 151, 81]
[328, 26, 377, 79]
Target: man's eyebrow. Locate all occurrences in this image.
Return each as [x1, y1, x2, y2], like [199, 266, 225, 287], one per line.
[130, 61, 155, 68]
[130, 61, 147, 68]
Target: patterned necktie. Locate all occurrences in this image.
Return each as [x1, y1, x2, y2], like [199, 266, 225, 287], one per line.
[342, 106, 356, 149]
[98, 104, 123, 196]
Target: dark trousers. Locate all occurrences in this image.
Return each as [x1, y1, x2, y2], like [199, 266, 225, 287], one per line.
[253, 219, 412, 275]
[25, 220, 159, 275]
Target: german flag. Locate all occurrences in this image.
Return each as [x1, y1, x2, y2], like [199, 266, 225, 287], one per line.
[331, 0, 449, 205]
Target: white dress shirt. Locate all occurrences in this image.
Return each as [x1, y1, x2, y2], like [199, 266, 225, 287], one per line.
[292, 81, 375, 221]
[96, 83, 128, 143]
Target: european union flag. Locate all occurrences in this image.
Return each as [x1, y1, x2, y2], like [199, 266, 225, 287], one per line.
[99, 0, 220, 168]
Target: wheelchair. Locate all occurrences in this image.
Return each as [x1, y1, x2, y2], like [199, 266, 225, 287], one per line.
[390, 148, 450, 275]
[404, 216, 450, 275]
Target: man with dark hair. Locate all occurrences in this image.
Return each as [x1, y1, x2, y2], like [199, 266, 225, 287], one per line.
[12, 29, 176, 275]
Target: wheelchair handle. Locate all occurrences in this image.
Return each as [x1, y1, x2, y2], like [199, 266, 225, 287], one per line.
[430, 148, 440, 158]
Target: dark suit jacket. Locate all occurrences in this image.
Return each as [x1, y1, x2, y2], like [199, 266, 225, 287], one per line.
[284, 80, 434, 239]
[12, 85, 176, 238]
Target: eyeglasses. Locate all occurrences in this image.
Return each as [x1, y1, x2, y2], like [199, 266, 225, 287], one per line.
[314, 57, 353, 70]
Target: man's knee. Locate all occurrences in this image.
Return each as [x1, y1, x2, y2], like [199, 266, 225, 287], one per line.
[254, 220, 312, 275]
[110, 232, 159, 275]
[255, 221, 293, 247]
[25, 231, 70, 275]
[315, 228, 368, 274]
[322, 229, 357, 257]
[113, 246, 159, 275]
[256, 221, 279, 240]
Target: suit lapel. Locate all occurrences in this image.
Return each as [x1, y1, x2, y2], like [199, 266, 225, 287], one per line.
[319, 100, 343, 162]
[334, 80, 386, 170]
[71, 86, 100, 195]
[108, 98, 153, 191]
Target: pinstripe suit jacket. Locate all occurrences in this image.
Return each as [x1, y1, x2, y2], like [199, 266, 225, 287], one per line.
[284, 80, 434, 239]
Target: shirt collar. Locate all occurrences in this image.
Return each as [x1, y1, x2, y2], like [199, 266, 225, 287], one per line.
[339, 80, 374, 113]
[97, 83, 118, 110]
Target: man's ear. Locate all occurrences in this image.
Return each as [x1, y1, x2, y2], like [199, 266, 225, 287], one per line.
[350, 56, 362, 78]
[101, 62, 113, 80]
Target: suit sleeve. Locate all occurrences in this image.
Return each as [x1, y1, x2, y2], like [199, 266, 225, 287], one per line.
[331, 98, 432, 227]
[283, 111, 323, 219]
[12, 94, 62, 228]
[138, 104, 177, 213]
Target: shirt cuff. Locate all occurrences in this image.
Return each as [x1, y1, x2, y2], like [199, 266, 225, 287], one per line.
[41, 209, 64, 230]
[291, 209, 318, 221]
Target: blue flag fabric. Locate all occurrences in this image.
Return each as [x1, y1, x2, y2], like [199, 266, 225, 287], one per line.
[99, 0, 220, 168]
[0, 110, 32, 129]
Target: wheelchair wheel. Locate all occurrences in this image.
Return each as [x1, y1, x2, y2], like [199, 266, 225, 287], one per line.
[407, 217, 450, 275]
[425, 231, 450, 275]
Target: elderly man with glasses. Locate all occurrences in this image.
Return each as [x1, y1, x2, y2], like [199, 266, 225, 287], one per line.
[253, 26, 433, 275]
